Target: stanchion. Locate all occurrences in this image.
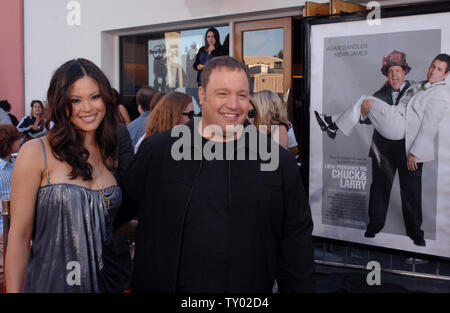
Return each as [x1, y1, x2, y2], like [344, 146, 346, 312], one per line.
[1, 199, 10, 292]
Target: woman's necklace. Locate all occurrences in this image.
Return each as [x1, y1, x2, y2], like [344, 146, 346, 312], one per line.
[94, 150, 111, 208]
[100, 180, 111, 208]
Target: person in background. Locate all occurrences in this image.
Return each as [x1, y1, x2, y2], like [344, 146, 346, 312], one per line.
[125, 95, 140, 122]
[247, 96, 259, 127]
[250, 92, 299, 158]
[185, 43, 201, 105]
[0, 100, 19, 126]
[16, 100, 47, 140]
[0, 125, 23, 205]
[0, 125, 24, 291]
[253, 90, 289, 149]
[130, 91, 166, 150]
[286, 122, 300, 158]
[222, 34, 230, 56]
[112, 88, 131, 125]
[134, 91, 193, 153]
[149, 91, 166, 112]
[0, 107, 12, 125]
[5, 58, 124, 292]
[126, 86, 156, 146]
[193, 27, 226, 87]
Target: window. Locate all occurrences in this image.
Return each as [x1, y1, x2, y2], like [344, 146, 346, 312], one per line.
[120, 26, 229, 120]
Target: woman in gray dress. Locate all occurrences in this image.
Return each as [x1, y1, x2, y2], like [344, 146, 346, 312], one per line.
[5, 58, 123, 292]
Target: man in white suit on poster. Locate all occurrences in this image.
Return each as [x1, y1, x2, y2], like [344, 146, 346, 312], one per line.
[402, 54, 450, 169]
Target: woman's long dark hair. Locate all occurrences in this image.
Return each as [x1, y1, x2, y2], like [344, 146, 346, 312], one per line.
[45, 58, 118, 180]
[204, 27, 222, 51]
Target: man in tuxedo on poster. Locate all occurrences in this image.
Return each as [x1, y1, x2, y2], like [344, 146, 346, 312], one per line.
[363, 51, 424, 246]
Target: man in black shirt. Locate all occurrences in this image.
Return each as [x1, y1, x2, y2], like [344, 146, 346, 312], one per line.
[115, 56, 314, 292]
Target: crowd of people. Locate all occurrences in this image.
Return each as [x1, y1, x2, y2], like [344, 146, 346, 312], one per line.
[1, 15, 448, 294]
[0, 26, 307, 293]
[0, 55, 310, 293]
[3, 40, 448, 294]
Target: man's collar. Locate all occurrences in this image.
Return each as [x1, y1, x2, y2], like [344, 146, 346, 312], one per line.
[391, 82, 406, 92]
[424, 80, 446, 89]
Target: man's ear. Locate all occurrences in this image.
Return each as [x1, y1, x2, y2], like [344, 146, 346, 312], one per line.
[198, 86, 205, 108]
[137, 103, 144, 114]
[444, 70, 449, 81]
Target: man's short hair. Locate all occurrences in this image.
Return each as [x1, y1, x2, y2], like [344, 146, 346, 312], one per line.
[136, 86, 156, 111]
[433, 53, 450, 73]
[201, 56, 249, 90]
[149, 91, 166, 111]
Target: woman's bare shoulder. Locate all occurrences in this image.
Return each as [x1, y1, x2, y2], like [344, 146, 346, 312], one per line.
[16, 137, 47, 166]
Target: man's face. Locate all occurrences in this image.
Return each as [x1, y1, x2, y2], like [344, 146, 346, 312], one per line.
[387, 65, 406, 90]
[199, 67, 249, 139]
[427, 59, 449, 84]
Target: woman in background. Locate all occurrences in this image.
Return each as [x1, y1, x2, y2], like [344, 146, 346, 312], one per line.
[247, 96, 260, 127]
[16, 100, 47, 140]
[6, 58, 123, 293]
[193, 27, 225, 86]
[253, 90, 289, 148]
[112, 88, 131, 125]
[134, 91, 193, 153]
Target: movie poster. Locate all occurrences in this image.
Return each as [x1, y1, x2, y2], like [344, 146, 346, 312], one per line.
[148, 38, 168, 92]
[309, 12, 450, 257]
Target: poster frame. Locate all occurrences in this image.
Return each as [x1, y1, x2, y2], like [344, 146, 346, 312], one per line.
[302, 1, 450, 257]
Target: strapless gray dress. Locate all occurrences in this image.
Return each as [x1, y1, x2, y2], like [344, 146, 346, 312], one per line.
[22, 139, 123, 293]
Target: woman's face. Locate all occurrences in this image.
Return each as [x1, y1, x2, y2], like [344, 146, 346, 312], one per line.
[32, 102, 43, 117]
[206, 31, 216, 47]
[179, 101, 194, 125]
[69, 76, 106, 136]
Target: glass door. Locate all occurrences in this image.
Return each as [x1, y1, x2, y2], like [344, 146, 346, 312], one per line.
[234, 17, 292, 97]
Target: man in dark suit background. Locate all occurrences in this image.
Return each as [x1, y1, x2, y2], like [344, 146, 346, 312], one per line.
[364, 50, 425, 246]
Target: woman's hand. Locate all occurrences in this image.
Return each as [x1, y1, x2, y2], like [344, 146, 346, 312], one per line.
[30, 118, 41, 130]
